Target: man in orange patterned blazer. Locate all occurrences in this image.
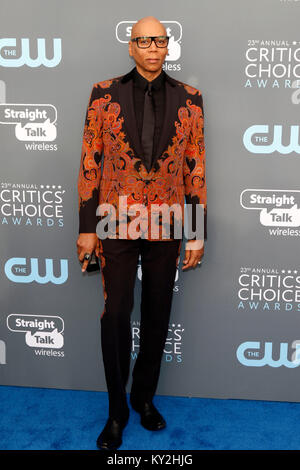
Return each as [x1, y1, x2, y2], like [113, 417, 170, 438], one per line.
[76, 16, 207, 450]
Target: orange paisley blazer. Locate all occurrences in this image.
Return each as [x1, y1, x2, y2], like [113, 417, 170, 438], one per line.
[77, 67, 207, 242]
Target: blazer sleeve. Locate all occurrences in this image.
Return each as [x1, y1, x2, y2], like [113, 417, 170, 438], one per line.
[77, 84, 104, 233]
[183, 91, 207, 242]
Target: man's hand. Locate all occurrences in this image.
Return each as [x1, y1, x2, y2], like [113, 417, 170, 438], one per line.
[182, 239, 204, 271]
[76, 233, 100, 272]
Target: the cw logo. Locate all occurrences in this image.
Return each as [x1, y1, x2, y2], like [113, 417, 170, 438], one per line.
[243, 125, 300, 154]
[4, 257, 68, 284]
[0, 38, 62, 68]
[237, 340, 300, 368]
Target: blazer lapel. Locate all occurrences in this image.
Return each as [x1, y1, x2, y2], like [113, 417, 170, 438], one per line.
[151, 75, 180, 170]
[117, 68, 180, 174]
[117, 69, 144, 159]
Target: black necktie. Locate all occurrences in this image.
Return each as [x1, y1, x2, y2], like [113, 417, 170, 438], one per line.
[141, 82, 155, 172]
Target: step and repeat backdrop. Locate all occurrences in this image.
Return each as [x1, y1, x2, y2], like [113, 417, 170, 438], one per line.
[1, 0, 300, 402]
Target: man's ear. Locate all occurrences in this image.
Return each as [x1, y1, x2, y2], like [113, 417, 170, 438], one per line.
[128, 41, 132, 57]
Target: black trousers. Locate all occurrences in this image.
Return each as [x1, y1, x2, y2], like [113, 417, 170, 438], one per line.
[98, 237, 182, 421]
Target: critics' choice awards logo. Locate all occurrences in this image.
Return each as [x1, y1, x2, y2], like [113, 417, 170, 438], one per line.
[243, 125, 300, 154]
[0, 340, 6, 365]
[0, 38, 62, 68]
[236, 339, 300, 368]
[7, 314, 64, 357]
[0, 81, 58, 151]
[240, 189, 300, 237]
[237, 266, 300, 312]
[131, 321, 185, 363]
[4, 257, 68, 284]
[0, 182, 65, 228]
[116, 21, 182, 71]
[244, 39, 300, 89]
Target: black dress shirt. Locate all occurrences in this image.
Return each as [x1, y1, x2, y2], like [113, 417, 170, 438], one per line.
[132, 67, 166, 159]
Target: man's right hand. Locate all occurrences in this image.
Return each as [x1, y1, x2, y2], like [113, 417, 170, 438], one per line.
[76, 233, 100, 272]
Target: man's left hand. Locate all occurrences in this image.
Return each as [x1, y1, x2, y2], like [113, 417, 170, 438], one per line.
[182, 239, 204, 270]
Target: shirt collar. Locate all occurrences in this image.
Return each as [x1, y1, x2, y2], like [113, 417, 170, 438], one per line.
[121, 66, 176, 88]
[132, 66, 165, 91]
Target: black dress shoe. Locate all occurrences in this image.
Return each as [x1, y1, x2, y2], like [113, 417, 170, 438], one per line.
[96, 416, 128, 450]
[130, 399, 166, 431]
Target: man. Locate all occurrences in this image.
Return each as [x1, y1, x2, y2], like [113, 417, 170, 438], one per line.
[76, 16, 207, 450]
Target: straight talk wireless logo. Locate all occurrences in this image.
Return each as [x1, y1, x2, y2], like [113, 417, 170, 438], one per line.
[240, 189, 300, 237]
[7, 314, 65, 358]
[0, 80, 58, 151]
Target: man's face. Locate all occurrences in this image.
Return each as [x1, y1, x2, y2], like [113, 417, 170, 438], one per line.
[128, 22, 168, 74]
